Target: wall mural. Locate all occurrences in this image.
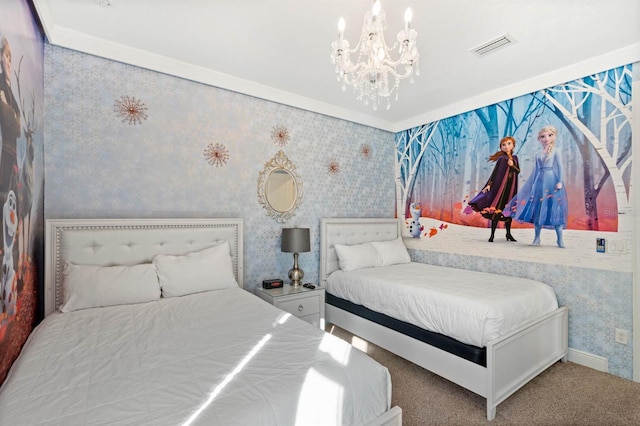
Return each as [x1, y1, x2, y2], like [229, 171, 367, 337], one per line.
[0, 0, 44, 384]
[396, 64, 633, 250]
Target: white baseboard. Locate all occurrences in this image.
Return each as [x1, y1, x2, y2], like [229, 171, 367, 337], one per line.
[568, 348, 608, 372]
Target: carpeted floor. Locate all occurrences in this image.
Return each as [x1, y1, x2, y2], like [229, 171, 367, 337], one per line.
[327, 325, 640, 425]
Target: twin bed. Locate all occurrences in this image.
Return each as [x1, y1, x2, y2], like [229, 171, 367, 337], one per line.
[0, 218, 400, 426]
[320, 218, 568, 421]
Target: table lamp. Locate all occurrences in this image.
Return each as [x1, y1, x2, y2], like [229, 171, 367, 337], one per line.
[281, 227, 310, 287]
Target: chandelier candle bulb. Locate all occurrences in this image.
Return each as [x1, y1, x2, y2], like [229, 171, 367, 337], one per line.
[405, 8, 412, 29]
[372, 0, 381, 16]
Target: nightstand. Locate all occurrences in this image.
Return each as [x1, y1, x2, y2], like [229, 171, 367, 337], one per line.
[255, 285, 325, 329]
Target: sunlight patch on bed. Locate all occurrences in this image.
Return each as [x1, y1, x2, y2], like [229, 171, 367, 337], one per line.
[296, 368, 344, 426]
[277, 312, 292, 324]
[181, 333, 272, 426]
[319, 333, 351, 365]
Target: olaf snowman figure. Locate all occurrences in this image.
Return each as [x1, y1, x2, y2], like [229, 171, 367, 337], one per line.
[1, 190, 18, 318]
[408, 202, 423, 238]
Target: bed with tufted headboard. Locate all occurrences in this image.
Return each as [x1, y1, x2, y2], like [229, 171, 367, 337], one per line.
[43, 218, 245, 316]
[321, 217, 568, 421]
[0, 218, 401, 426]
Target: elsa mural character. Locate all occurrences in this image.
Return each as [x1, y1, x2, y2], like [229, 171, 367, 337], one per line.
[469, 136, 519, 242]
[509, 126, 568, 248]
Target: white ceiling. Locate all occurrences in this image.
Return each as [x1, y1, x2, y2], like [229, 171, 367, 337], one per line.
[33, 0, 640, 132]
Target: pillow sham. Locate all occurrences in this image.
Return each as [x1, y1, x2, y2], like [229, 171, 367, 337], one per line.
[153, 241, 237, 298]
[334, 241, 379, 272]
[371, 237, 411, 267]
[61, 262, 160, 313]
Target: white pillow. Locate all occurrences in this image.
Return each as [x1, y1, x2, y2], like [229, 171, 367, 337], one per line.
[334, 242, 379, 272]
[61, 262, 160, 313]
[371, 237, 411, 267]
[153, 242, 237, 298]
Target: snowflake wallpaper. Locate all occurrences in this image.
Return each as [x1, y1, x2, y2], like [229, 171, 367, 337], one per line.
[43, 44, 396, 300]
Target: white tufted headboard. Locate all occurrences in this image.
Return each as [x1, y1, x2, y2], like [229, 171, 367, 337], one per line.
[44, 218, 244, 317]
[320, 218, 401, 285]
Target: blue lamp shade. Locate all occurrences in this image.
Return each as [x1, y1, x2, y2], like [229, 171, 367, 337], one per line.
[281, 228, 310, 286]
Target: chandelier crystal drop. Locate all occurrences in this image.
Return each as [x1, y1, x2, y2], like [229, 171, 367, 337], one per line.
[330, 0, 419, 111]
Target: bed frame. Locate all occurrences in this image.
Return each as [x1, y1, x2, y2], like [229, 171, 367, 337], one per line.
[320, 218, 568, 421]
[43, 218, 402, 426]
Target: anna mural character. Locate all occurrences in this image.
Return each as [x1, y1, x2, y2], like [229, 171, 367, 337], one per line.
[469, 136, 520, 242]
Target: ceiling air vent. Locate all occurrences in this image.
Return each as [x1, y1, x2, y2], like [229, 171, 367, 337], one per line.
[470, 34, 514, 57]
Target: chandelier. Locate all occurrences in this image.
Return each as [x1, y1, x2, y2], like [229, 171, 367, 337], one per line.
[330, 0, 419, 111]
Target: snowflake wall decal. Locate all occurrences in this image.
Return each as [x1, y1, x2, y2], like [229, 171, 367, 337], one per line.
[113, 95, 148, 125]
[271, 125, 290, 147]
[327, 160, 340, 175]
[361, 144, 372, 159]
[204, 143, 230, 167]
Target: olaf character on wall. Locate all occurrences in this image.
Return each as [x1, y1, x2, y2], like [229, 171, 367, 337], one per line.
[408, 202, 423, 238]
[1, 190, 17, 318]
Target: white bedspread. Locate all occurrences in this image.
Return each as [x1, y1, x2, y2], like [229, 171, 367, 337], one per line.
[327, 263, 559, 347]
[0, 288, 391, 426]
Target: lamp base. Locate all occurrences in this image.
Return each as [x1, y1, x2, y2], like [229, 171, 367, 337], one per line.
[288, 252, 304, 287]
[288, 267, 304, 287]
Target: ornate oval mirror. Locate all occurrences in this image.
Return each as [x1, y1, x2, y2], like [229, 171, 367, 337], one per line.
[257, 150, 303, 223]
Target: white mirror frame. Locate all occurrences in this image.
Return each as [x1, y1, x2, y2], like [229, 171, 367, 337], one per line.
[257, 150, 303, 223]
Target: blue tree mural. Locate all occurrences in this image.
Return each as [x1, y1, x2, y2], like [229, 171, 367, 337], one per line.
[395, 63, 633, 233]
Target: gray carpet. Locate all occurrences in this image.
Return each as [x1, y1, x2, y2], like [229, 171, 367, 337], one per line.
[327, 325, 640, 425]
